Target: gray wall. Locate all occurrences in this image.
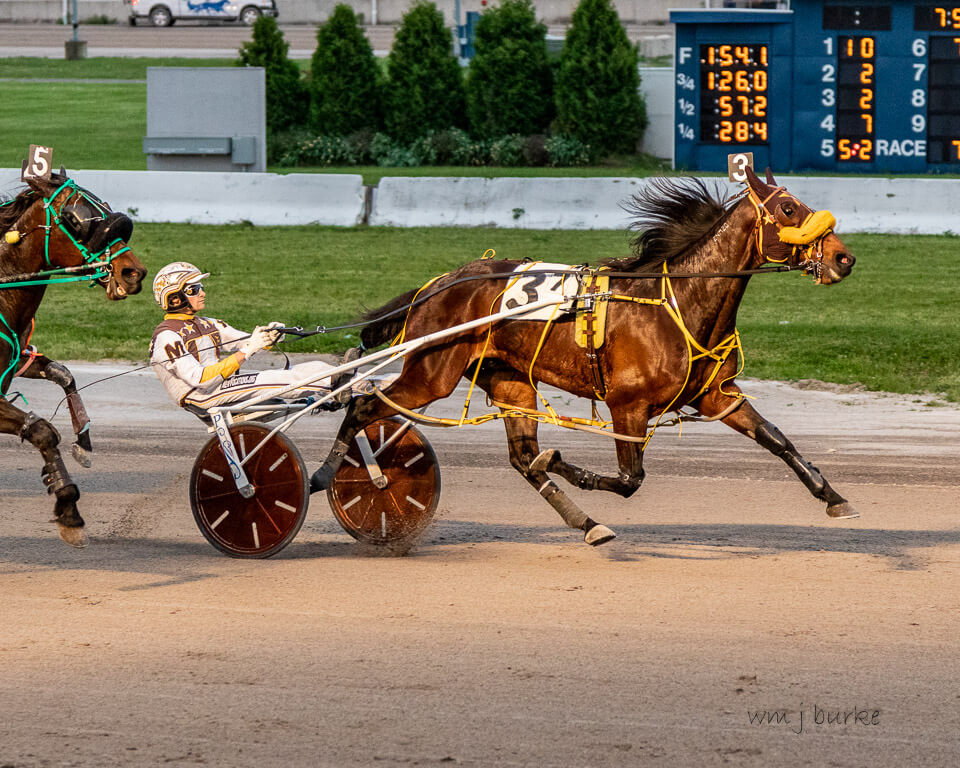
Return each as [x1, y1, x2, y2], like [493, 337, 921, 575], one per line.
[0, 0, 699, 25]
[145, 67, 266, 172]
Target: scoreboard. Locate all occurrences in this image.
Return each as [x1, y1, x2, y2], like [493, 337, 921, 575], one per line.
[671, 1, 960, 172]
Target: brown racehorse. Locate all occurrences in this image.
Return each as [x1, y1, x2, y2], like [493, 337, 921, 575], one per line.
[0, 172, 146, 547]
[313, 168, 856, 545]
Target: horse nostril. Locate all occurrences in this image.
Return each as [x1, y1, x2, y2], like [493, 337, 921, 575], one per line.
[838, 253, 855, 267]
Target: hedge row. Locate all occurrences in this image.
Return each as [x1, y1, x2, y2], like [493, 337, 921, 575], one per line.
[240, 0, 647, 164]
[276, 129, 592, 168]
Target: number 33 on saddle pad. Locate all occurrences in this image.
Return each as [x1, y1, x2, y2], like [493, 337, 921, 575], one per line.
[500, 263, 609, 350]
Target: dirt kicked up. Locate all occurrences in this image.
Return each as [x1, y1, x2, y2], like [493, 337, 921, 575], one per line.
[1, 363, 959, 767]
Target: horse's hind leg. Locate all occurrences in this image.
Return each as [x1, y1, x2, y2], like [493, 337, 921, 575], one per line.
[16, 354, 92, 466]
[701, 390, 856, 519]
[310, 350, 466, 492]
[0, 399, 86, 547]
[479, 370, 615, 546]
[530, 400, 651, 499]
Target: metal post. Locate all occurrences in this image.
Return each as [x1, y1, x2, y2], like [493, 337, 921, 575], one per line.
[64, 0, 86, 59]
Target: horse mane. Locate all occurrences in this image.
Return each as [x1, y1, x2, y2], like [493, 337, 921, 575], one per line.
[603, 177, 737, 272]
[0, 187, 39, 235]
[0, 173, 68, 235]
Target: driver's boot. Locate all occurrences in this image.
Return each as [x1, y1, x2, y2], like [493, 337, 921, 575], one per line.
[334, 347, 363, 404]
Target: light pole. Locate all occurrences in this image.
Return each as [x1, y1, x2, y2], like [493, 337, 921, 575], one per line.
[64, 0, 87, 60]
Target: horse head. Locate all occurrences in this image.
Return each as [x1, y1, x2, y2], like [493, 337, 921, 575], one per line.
[743, 167, 855, 285]
[21, 173, 147, 300]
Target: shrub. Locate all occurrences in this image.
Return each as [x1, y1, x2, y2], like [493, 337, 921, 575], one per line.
[545, 135, 592, 166]
[465, 0, 554, 139]
[238, 15, 308, 133]
[369, 133, 419, 167]
[309, 4, 382, 134]
[269, 125, 314, 165]
[489, 134, 526, 166]
[278, 135, 356, 167]
[554, 0, 648, 155]
[385, 1, 466, 144]
[522, 134, 549, 166]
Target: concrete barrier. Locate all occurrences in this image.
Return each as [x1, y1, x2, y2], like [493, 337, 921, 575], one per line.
[371, 175, 960, 234]
[0, 169, 366, 226]
[4, 169, 959, 233]
[370, 177, 647, 230]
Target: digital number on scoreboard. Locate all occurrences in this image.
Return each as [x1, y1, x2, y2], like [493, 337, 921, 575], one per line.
[699, 44, 769, 144]
[672, 2, 960, 172]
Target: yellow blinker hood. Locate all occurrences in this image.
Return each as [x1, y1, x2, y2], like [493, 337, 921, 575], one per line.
[778, 210, 836, 245]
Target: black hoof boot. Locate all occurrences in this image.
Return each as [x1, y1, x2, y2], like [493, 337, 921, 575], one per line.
[310, 464, 336, 493]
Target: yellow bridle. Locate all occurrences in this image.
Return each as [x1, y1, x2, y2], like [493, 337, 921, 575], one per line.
[745, 186, 837, 276]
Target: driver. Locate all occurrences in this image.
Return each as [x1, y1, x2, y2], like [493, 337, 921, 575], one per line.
[149, 262, 361, 415]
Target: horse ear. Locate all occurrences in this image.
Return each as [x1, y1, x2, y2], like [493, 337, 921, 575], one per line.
[765, 167, 777, 185]
[59, 165, 66, 178]
[743, 165, 771, 196]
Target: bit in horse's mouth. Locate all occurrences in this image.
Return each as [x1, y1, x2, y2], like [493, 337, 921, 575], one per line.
[114, 282, 127, 298]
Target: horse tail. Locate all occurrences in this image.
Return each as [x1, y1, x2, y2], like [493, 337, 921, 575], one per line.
[359, 288, 418, 349]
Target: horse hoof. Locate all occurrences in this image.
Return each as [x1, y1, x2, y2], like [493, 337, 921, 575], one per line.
[310, 465, 334, 494]
[71, 443, 93, 468]
[584, 524, 616, 546]
[57, 523, 87, 549]
[530, 449, 558, 473]
[827, 501, 859, 519]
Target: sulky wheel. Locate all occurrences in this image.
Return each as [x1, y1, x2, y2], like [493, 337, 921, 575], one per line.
[190, 423, 309, 558]
[327, 417, 440, 547]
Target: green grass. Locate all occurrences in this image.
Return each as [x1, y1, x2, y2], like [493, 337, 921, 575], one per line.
[0, 56, 236, 79]
[27, 226, 960, 400]
[0, 81, 145, 169]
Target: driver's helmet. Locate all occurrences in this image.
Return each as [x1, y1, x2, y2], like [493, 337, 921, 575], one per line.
[152, 261, 209, 312]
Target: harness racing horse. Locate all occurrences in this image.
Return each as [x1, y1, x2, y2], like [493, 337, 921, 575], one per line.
[313, 168, 856, 545]
[0, 172, 146, 547]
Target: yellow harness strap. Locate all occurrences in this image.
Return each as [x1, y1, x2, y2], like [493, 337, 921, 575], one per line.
[575, 273, 610, 349]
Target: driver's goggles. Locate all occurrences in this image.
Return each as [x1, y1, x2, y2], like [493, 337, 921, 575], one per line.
[183, 283, 204, 297]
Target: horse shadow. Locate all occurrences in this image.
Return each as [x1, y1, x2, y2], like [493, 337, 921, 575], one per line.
[414, 518, 960, 571]
[1, 519, 957, 583]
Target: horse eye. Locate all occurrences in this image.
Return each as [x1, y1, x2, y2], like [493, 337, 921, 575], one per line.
[782, 205, 795, 218]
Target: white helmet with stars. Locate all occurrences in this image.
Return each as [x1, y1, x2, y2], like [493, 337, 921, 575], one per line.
[152, 261, 210, 311]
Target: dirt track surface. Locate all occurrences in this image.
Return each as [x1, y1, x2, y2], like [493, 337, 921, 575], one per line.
[2, 362, 960, 767]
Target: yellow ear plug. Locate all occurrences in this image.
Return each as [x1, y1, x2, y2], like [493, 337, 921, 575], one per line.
[4, 231, 21, 244]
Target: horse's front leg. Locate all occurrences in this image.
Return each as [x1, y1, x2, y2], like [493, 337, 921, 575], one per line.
[700, 389, 856, 519]
[0, 398, 86, 547]
[17, 354, 92, 467]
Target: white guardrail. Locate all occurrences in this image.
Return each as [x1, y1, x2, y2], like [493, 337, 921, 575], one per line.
[2, 169, 959, 234]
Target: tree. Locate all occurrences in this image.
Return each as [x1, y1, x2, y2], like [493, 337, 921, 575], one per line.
[385, 1, 466, 143]
[465, 0, 553, 138]
[237, 15, 307, 132]
[309, 4, 381, 134]
[554, 0, 648, 155]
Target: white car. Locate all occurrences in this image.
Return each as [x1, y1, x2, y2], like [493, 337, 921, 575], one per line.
[126, 0, 278, 27]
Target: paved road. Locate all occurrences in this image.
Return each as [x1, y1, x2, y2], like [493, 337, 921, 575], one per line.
[1, 362, 959, 766]
[0, 21, 670, 58]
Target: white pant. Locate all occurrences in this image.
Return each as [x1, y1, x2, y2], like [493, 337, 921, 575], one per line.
[183, 360, 345, 410]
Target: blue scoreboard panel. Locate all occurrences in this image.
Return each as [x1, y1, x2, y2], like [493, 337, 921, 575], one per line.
[671, 1, 960, 172]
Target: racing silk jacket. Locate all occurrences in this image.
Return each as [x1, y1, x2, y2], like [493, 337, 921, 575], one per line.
[150, 313, 248, 405]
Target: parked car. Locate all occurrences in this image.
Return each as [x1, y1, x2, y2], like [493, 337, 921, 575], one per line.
[125, 0, 278, 27]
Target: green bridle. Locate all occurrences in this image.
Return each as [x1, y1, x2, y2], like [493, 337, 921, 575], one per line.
[0, 178, 133, 387]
